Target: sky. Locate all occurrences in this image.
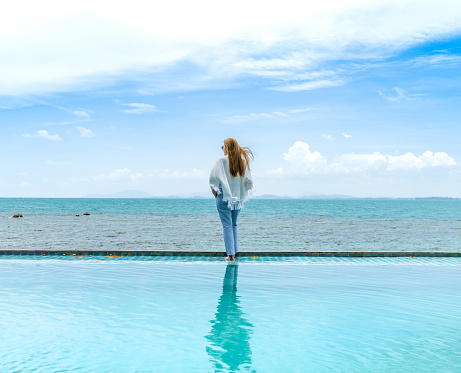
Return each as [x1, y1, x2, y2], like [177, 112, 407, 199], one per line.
[1, 0, 461, 198]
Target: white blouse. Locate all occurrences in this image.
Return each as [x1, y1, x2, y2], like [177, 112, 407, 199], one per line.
[209, 156, 253, 210]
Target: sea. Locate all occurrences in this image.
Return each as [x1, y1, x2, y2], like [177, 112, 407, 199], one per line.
[1, 198, 460, 252]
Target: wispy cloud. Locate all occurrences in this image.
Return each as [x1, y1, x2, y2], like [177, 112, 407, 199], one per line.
[270, 79, 347, 92]
[378, 87, 424, 103]
[32, 103, 92, 125]
[91, 168, 204, 182]
[121, 103, 157, 114]
[287, 108, 312, 114]
[1, 1, 461, 96]
[235, 59, 341, 83]
[76, 126, 94, 138]
[159, 169, 205, 180]
[93, 168, 146, 182]
[221, 107, 311, 123]
[323, 134, 334, 140]
[342, 133, 353, 138]
[23, 130, 62, 141]
[46, 160, 70, 165]
[409, 53, 461, 68]
[222, 112, 285, 123]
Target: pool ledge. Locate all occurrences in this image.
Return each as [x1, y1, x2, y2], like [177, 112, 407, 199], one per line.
[0, 250, 460, 258]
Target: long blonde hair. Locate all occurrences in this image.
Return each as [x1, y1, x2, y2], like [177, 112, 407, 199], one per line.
[224, 138, 253, 177]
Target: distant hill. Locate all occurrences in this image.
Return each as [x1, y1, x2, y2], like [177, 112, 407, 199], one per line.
[81, 190, 459, 200]
[413, 197, 460, 200]
[253, 194, 294, 199]
[297, 194, 357, 200]
[253, 194, 356, 199]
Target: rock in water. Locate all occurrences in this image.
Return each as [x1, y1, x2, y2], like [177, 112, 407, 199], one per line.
[83, 212, 90, 216]
[12, 214, 23, 218]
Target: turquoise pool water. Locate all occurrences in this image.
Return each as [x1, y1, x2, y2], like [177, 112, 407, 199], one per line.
[1, 258, 460, 372]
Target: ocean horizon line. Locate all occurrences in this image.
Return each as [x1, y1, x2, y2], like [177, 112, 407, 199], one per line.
[0, 195, 460, 200]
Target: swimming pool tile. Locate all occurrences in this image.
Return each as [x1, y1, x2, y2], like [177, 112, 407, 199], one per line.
[1, 251, 461, 265]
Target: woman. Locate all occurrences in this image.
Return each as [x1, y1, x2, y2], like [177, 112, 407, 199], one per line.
[209, 138, 253, 261]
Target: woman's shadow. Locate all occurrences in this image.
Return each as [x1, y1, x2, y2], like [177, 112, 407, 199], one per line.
[206, 263, 255, 372]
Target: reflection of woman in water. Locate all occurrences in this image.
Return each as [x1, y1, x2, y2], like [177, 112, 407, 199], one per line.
[206, 264, 254, 372]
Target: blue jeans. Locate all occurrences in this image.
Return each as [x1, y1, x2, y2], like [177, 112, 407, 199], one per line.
[216, 194, 240, 256]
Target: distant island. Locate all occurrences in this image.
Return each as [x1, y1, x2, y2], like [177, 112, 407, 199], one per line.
[252, 194, 357, 200]
[81, 190, 460, 200]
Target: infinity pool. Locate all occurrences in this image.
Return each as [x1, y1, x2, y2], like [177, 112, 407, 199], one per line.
[1, 258, 460, 372]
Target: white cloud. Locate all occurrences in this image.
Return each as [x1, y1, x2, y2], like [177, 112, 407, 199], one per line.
[23, 130, 62, 141]
[270, 141, 456, 175]
[93, 168, 145, 182]
[72, 110, 90, 118]
[121, 103, 157, 114]
[323, 134, 334, 140]
[76, 126, 94, 138]
[419, 150, 456, 167]
[378, 87, 424, 103]
[282, 141, 328, 173]
[342, 133, 353, 138]
[1, 1, 461, 96]
[335, 152, 387, 172]
[337, 151, 456, 172]
[38, 130, 62, 141]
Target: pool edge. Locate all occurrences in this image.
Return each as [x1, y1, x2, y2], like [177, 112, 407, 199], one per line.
[0, 250, 460, 257]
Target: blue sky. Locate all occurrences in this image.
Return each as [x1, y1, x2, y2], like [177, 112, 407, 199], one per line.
[1, 0, 461, 197]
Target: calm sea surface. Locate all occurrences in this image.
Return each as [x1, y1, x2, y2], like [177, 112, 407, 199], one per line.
[1, 198, 460, 252]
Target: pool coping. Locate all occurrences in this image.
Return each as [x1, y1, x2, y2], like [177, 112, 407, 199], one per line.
[0, 250, 460, 257]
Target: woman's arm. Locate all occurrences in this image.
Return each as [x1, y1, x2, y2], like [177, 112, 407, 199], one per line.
[209, 159, 221, 197]
[243, 167, 253, 191]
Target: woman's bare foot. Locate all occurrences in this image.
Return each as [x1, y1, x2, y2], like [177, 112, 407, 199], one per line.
[224, 256, 235, 261]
